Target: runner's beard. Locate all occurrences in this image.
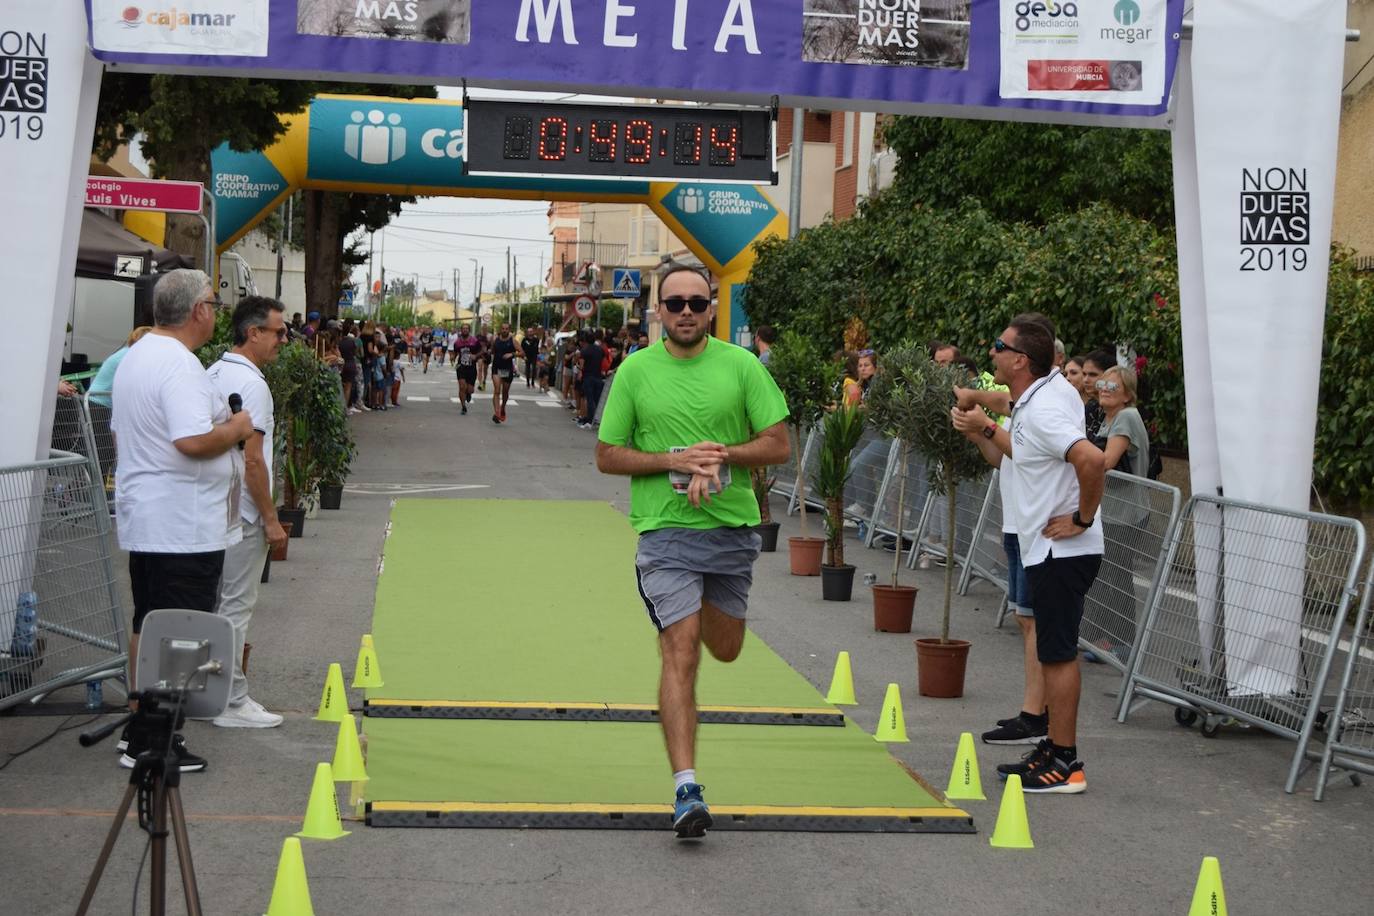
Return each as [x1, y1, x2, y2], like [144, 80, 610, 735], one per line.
[667, 320, 708, 348]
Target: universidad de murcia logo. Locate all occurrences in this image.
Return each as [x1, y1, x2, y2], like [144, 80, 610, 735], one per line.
[119, 6, 244, 32]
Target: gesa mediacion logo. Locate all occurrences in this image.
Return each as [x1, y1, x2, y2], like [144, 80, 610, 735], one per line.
[118, 6, 243, 31]
[1014, 1, 1079, 32]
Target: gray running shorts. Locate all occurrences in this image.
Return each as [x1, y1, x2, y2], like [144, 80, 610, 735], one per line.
[634, 527, 762, 632]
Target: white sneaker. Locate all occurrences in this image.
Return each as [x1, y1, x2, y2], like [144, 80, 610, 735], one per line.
[213, 696, 283, 729]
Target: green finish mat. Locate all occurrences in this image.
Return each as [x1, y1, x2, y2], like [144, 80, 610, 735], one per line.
[363, 500, 973, 832]
[369, 500, 829, 710]
[363, 717, 972, 832]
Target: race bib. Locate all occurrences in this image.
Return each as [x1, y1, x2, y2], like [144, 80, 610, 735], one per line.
[667, 447, 732, 495]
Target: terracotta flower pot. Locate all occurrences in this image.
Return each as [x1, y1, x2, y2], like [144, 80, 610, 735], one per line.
[788, 536, 825, 576]
[915, 637, 971, 698]
[872, 584, 917, 632]
[270, 521, 293, 561]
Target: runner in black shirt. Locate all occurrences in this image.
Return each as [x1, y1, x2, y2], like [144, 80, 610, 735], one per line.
[576, 333, 606, 430]
[490, 323, 518, 424]
[419, 328, 433, 374]
[521, 327, 541, 388]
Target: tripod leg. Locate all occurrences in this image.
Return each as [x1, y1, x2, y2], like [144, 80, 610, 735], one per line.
[167, 787, 203, 916]
[150, 779, 167, 916]
[76, 783, 138, 916]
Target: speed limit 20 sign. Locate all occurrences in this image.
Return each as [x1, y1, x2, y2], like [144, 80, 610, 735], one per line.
[573, 295, 597, 318]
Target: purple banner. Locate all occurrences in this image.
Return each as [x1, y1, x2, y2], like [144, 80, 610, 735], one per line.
[86, 1, 1183, 126]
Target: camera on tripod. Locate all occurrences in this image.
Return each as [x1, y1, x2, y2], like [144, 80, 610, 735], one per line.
[76, 610, 235, 916]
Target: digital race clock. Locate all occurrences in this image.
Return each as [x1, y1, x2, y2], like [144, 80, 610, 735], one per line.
[463, 99, 776, 185]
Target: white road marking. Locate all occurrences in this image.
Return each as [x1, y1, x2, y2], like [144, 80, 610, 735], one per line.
[406, 396, 432, 402]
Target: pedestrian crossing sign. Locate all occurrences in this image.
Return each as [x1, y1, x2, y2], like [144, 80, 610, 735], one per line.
[611, 268, 641, 299]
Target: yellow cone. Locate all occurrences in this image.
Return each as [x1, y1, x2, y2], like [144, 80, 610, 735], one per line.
[1188, 857, 1228, 916]
[264, 837, 315, 916]
[873, 683, 909, 743]
[295, 763, 350, 840]
[988, 774, 1033, 849]
[331, 714, 369, 783]
[313, 663, 347, 722]
[824, 651, 857, 706]
[945, 732, 986, 801]
[351, 635, 384, 688]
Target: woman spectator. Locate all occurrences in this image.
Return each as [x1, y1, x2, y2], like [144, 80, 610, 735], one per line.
[339, 321, 360, 413]
[844, 350, 885, 519]
[1080, 350, 1114, 440]
[89, 326, 153, 407]
[1064, 355, 1086, 396]
[1088, 364, 1152, 662]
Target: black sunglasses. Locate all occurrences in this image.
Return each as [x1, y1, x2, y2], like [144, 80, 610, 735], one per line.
[661, 296, 710, 314]
[992, 338, 1026, 356]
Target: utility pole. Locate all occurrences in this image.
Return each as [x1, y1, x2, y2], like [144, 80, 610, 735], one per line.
[514, 256, 521, 331]
[366, 229, 374, 315]
[452, 267, 460, 325]
[477, 266, 484, 328]
[506, 246, 512, 311]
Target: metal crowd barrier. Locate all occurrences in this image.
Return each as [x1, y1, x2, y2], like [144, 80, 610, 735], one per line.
[1115, 495, 1365, 793]
[867, 447, 929, 547]
[0, 450, 128, 711]
[904, 473, 991, 576]
[955, 469, 1013, 623]
[1309, 562, 1374, 800]
[845, 429, 899, 526]
[779, 427, 818, 515]
[1080, 470, 1183, 675]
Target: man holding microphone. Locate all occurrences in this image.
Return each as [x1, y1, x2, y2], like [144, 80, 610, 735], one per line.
[112, 270, 254, 771]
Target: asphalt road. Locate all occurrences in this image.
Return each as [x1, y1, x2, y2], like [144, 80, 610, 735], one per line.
[1, 369, 1370, 915]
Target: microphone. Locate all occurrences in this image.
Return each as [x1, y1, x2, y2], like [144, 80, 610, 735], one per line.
[228, 392, 244, 450]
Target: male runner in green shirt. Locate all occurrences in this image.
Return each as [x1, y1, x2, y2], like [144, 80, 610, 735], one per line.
[595, 265, 790, 839]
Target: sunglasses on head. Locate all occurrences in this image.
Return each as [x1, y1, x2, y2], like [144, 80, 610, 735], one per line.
[992, 338, 1025, 356]
[661, 296, 710, 314]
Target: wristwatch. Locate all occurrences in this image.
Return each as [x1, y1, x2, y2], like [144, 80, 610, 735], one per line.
[1072, 510, 1094, 529]
[981, 423, 997, 440]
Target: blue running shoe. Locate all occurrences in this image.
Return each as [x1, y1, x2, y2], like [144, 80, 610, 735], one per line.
[672, 783, 712, 838]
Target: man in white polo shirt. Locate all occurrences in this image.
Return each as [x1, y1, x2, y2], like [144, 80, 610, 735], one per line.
[207, 296, 289, 728]
[112, 269, 254, 772]
[955, 314, 1104, 794]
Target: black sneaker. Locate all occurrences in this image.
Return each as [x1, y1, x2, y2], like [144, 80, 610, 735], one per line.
[981, 714, 1048, 746]
[119, 734, 207, 773]
[460, 403, 467, 415]
[997, 739, 1053, 780]
[1021, 754, 1087, 795]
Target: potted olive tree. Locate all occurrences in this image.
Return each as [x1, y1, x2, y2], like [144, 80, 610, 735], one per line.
[766, 330, 831, 576]
[751, 467, 779, 551]
[267, 342, 325, 537]
[813, 404, 865, 600]
[869, 344, 989, 694]
[312, 362, 355, 510]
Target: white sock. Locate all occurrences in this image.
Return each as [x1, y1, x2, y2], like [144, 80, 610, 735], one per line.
[673, 769, 696, 793]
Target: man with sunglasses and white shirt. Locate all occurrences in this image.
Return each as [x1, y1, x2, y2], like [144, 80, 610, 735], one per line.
[953, 315, 1104, 794]
[206, 296, 290, 729]
[595, 265, 790, 838]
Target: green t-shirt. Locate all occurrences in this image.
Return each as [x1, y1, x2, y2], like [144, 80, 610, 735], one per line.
[598, 337, 789, 533]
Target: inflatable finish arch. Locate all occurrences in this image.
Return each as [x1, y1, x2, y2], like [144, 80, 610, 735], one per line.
[211, 94, 787, 341]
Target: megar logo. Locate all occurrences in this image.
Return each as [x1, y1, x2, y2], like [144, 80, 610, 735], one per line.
[1113, 0, 1141, 26]
[1014, 1, 1079, 32]
[1102, 0, 1151, 44]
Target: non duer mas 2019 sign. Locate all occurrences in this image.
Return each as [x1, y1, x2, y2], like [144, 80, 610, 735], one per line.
[464, 99, 775, 184]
